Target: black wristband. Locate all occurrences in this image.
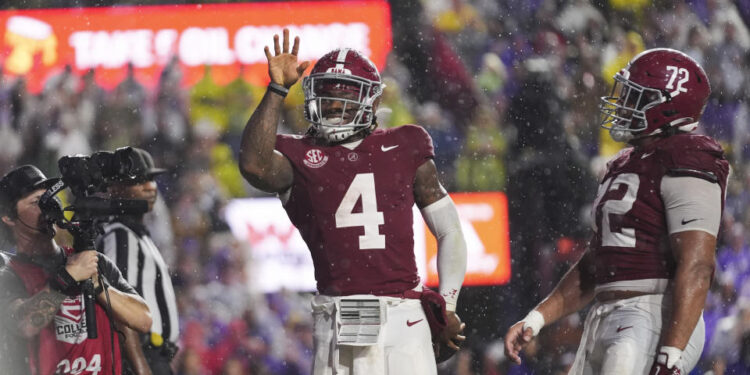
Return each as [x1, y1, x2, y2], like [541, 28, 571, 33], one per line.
[94, 284, 104, 296]
[268, 82, 289, 97]
[49, 266, 81, 296]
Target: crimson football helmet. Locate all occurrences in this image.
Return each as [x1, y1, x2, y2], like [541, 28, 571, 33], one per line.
[600, 48, 711, 142]
[302, 48, 384, 142]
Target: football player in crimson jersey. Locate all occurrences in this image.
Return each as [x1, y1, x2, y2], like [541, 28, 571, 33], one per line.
[239, 29, 467, 374]
[504, 48, 729, 374]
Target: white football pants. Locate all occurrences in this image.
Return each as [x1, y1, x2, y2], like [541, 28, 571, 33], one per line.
[569, 294, 704, 375]
[311, 295, 437, 375]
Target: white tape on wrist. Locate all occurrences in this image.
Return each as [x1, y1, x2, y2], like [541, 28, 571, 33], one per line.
[657, 346, 682, 369]
[520, 310, 545, 336]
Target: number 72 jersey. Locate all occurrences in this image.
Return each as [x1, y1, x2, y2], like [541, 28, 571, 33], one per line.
[590, 133, 729, 286]
[275, 125, 435, 296]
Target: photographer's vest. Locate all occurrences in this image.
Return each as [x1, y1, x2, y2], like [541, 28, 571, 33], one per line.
[9, 248, 122, 375]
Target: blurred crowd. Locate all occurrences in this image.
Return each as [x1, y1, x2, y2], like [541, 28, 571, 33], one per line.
[2, 0, 750, 374]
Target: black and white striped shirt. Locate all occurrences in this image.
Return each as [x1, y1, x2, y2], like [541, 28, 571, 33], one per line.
[98, 220, 179, 344]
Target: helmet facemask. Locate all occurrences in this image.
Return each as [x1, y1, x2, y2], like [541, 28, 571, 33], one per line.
[599, 70, 666, 142]
[303, 74, 383, 143]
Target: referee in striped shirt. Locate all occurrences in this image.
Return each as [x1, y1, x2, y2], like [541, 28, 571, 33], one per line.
[98, 147, 179, 375]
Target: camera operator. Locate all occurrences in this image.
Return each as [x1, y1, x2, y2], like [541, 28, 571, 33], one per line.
[98, 148, 179, 375]
[0, 165, 152, 375]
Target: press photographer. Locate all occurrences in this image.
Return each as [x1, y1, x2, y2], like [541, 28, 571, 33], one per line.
[0, 164, 152, 375]
[97, 147, 179, 375]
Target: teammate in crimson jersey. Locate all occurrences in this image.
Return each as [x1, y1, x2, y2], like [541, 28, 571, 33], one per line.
[239, 29, 467, 374]
[0, 165, 152, 375]
[504, 48, 730, 375]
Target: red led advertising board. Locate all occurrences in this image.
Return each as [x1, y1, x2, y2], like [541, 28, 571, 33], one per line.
[423, 192, 511, 287]
[0, 1, 392, 92]
[224, 192, 511, 293]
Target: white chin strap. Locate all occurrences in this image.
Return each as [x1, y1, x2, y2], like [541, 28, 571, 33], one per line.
[322, 117, 345, 126]
[610, 119, 698, 143]
[609, 128, 634, 142]
[318, 120, 359, 142]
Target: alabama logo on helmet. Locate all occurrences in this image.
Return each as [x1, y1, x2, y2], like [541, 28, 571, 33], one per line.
[303, 149, 328, 168]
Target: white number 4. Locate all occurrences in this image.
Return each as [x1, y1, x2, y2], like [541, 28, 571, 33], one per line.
[335, 173, 385, 249]
[666, 65, 689, 96]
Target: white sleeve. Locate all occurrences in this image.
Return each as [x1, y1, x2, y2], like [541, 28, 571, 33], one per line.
[420, 195, 467, 311]
[661, 176, 722, 236]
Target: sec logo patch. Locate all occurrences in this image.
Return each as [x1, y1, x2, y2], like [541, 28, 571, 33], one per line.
[304, 149, 329, 168]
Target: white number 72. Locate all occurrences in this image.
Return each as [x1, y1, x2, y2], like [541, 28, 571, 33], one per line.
[665, 65, 689, 96]
[594, 173, 640, 248]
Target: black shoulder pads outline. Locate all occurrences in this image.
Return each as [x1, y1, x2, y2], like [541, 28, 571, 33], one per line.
[667, 168, 718, 183]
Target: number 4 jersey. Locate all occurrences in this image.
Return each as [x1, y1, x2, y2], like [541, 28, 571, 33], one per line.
[591, 133, 729, 291]
[275, 125, 434, 296]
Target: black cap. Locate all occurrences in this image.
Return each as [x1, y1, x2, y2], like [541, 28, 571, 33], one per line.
[0, 165, 59, 213]
[111, 147, 166, 183]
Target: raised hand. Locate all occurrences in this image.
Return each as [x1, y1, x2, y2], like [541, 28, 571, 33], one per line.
[504, 321, 534, 365]
[264, 28, 310, 88]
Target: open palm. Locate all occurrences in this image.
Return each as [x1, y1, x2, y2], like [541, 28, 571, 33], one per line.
[264, 28, 310, 88]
